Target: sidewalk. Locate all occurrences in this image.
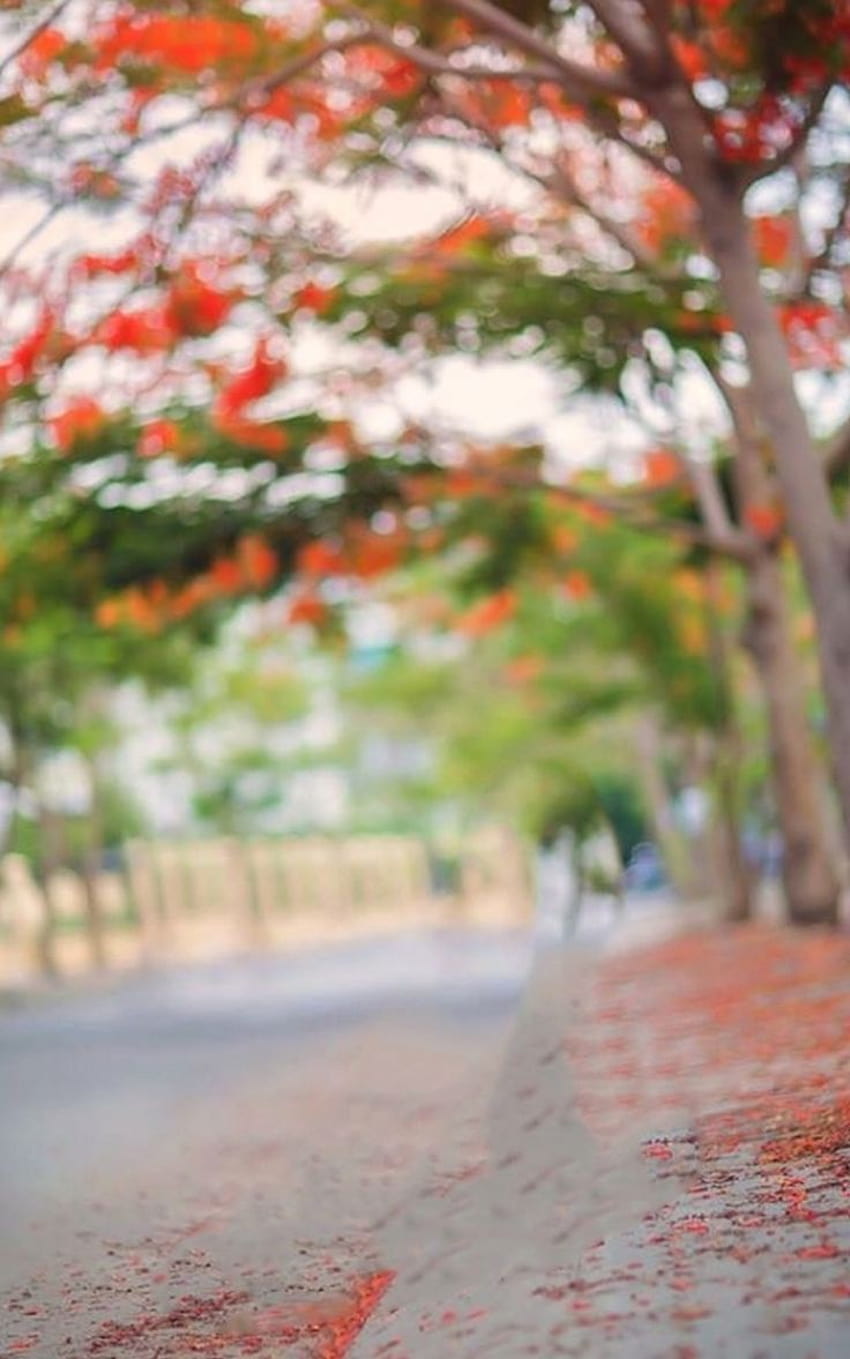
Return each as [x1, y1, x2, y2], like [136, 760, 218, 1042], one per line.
[353, 922, 850, 1357]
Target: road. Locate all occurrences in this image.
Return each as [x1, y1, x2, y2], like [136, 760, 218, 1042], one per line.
[0, 886, 648, 1260]
[12, 896, 835, 1359]
[0, 895, 697, 1359]
[0, 926, 538, 1357]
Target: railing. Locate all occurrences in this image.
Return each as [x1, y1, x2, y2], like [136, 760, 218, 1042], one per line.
[0, 827, 533, 987]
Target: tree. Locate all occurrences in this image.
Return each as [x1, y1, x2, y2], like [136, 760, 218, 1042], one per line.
[0, 477, 222, 969]
[341, 504, 764, 919]
[155, 644, 310, 836]
[323, 0, 850, 856]
[2, 0, 848, 909]
[317, 219, 841, 923]
[343, 613, 643, 912]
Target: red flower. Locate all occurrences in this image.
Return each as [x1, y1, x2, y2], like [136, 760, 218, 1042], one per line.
[752, 215, 794, 268]
[165, 264, 236, 338]
[297, 540, 346, 576]
[237, 535, 278, 589]
[293, 282, 337, 315]
[96, 307, 174, 355]
[138, 419, 181, 459]
[0, 309, 56, 396]
[19, 28, 66, 77]
[288, 591, 327, 626]
[456, 589, 516, 636]
[780, 301, 846, 369]
[744, 503, 785, 540]
[76, 248, 139, 278]
[209, 556, 243, 595]
[215, 415, 289, 454]
[644, 448, 681, 487]
[563, 570, 593, 601]
[214, 340, 287, 420]
[49, 397, 106, 451]
[348, 529, 406, 579]
[95, 14, 260, 77]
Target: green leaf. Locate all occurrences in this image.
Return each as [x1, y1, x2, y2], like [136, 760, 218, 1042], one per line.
[0, 94, 34, 128]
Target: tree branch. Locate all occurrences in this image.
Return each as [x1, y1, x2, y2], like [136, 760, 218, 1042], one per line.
[0, 199, 64, 275]
[824, 411, 850, 478]
[684, 455, 735, 540]
[434, 460, 757, 562]
[335, 6, 569, 85]
[434, 0, 638, 99]
[582, 101, 679, 178]
[545, 152, 683, 280]
[0, 32, 366, 276]
[0, 0, 72, 80]
[801, 165, 850, 296]
[422, 72, 679, 281]
[583, 0, 669, 83]
[241, 32, 367, 106]
[639, 0, 674, 35]
[742, 82, 833, 188]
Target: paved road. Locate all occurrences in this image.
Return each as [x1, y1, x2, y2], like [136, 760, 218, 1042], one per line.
[0, 926, 545, 1356]
[0, 897, 718, 1359]
[0, 887, 659, 1255]
[0, 930, 531, 1221]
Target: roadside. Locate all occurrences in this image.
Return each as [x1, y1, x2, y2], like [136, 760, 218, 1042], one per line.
[354, 921, 850, 1357]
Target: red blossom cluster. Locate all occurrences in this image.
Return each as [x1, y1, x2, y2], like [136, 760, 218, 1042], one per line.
[455, 588, 516, 637]
[780, 302, 847, 370]
[93, 12, 266, 77]
[95, 536, 279, 632]
[0, 307, 57, 399]
[49, 397, 107, 451]
[213, 339, 289, 452]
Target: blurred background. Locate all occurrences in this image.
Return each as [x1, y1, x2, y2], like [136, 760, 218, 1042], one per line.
[0, 0, 847, 994]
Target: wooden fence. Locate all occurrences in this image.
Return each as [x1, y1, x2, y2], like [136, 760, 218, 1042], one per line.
[0, 828, 533, 987]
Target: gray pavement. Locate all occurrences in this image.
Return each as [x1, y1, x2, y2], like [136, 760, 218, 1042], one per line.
[0, 926, 535, 1357]
[4, 897, 846, 1358]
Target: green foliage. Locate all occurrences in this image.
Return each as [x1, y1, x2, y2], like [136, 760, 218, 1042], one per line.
[579, 529, 732, 731]
[343, 579, 647, 850]
[157, 644, 311, 835]
[6, 779, 146, 871]
[190, 747, 283, 836]
[330, 252, 721, 395]
[0, 93, 34, 128]
[595, 773, 649, 861]
[451, 483, 555, 594]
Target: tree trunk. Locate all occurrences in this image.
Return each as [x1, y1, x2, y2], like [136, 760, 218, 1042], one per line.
[563, 833, 584, 935]
[0, 777, 21, 861]
[710, 737, 754, 923]
[600, 811, 626, 916]
[79, 760, 108, 970]
[742, 552, 840, 925]
[633, 714, 698, 900]
[702, 560, 755, 922]
[682, 723, 753, 923]
[35, 802, 63, 979]
[720, 386, 842, 924]
[1, 724, 30, 860]
[658, 92, 850, 862]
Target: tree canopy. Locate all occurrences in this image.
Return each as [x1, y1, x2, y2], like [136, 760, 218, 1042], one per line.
[0, 0, 848, 925]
